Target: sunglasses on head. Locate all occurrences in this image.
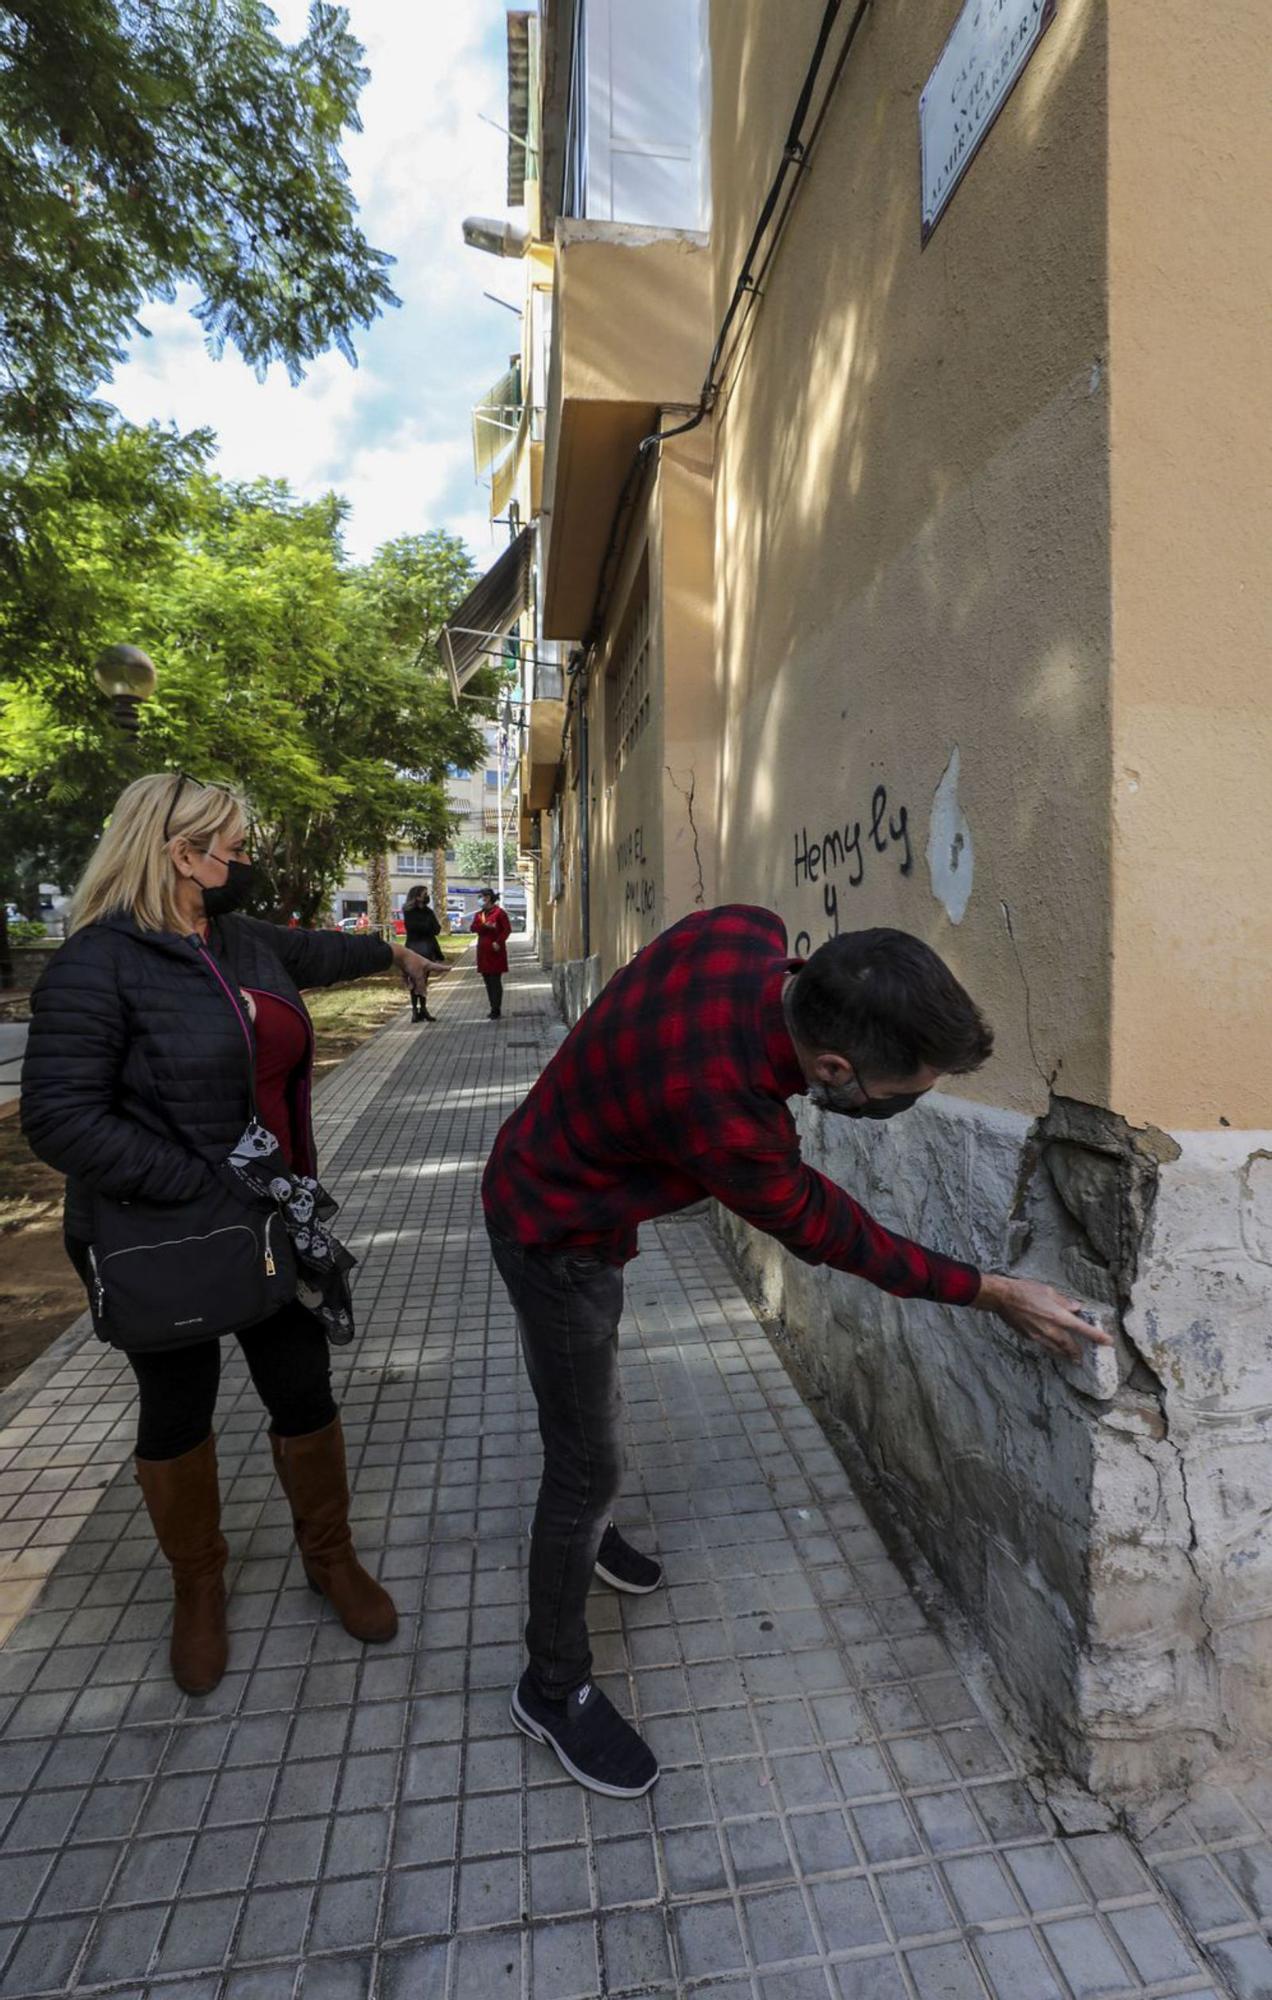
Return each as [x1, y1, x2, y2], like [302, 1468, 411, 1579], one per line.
[161, 771, 208, 845]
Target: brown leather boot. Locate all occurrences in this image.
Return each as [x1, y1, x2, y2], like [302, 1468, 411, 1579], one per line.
[270, 1418, 398, 1643]
[135, 1435, 229, 1696]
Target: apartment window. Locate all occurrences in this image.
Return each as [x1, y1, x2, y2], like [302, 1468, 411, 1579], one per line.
[562, 0, 588, 218]
[609, 568, 651, 775]
[560, 0, 710, 231]
[535, 658, 565, 702]
[485, 769, 500, 790]
[395, 852, 429, 875]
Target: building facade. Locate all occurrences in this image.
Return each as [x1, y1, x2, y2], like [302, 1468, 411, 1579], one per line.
[463, 0, 1272, 1798]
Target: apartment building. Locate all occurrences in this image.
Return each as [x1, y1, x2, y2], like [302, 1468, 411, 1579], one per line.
[447, 0, 1272, 1799]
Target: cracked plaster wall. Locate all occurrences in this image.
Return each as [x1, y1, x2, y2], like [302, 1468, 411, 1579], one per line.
[719, 1094, 1272, 1800]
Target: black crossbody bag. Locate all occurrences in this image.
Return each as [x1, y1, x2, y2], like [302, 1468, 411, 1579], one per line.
[85, 943, 298, 1354]
[86, 1181, 297, 1353]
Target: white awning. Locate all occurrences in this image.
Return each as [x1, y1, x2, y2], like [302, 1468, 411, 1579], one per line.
[439, 526, 534, 699]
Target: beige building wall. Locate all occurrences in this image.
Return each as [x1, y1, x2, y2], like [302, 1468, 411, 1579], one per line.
[1107, 1, 1272, 1129]
[549, 427, 719, 990]
[702, 0, 1272, 1795]
[709, 0, 1112, 1118]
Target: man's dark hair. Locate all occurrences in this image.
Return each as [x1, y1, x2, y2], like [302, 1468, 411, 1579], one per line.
[788, 929, 993, 1080]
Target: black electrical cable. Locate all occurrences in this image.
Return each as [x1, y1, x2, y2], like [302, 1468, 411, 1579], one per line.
[582, 0, 871, 648]
[712, 0, 872, 402]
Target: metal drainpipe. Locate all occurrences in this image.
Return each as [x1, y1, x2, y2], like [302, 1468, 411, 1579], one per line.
[577, 655, 591, 964]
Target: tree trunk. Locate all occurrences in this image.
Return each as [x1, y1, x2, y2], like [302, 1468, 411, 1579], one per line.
[368, 852, 392, 936]
[432, 846, 449, 931]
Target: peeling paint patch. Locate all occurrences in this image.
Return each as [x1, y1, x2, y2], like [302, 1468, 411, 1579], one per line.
[927, 747, 974, 923]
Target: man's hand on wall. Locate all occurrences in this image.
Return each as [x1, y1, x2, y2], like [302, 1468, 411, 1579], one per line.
[972, 1273, 1115, 1362]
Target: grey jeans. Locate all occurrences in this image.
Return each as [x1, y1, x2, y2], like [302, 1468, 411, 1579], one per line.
[488, 1226, 625, 1699]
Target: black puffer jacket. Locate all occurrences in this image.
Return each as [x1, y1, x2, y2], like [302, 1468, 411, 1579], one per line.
[20, 913, 392, 1242]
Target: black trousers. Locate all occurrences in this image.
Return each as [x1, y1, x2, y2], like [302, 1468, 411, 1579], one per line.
[488, 1226, 625, 1700]
[67, 1241, 335, 1459]
[127, 1303, 337, 1460]
[482, 972, 504, 1018]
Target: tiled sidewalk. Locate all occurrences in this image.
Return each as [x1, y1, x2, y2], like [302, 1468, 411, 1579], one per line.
[0, 944, 1258, 1998]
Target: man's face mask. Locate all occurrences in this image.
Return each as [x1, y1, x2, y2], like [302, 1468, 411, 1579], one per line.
[808, 1076, 922, 1121]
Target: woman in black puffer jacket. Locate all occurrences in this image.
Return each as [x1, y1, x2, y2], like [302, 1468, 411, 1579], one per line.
[401, 884, 444, 1023]
[21, 773, 446, 1697]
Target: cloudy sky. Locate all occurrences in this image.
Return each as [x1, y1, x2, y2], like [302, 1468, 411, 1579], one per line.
[110, 0, 524, 565]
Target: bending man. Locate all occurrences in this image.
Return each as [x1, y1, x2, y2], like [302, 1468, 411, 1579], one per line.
[483, 905, 1109, 1799]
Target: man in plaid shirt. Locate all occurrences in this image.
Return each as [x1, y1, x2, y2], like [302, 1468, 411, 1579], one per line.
[484, 905, 1108, 1798]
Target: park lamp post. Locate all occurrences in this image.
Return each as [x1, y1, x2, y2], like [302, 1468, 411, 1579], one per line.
[93, 644, 157, 735]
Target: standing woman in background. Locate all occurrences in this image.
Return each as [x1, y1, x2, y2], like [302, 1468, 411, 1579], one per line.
[20, 774, 446, 1696]
[471, 886, 511, 1020]
[402, 884, 444, 1023]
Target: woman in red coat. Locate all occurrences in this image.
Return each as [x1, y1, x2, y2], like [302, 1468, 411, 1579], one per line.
[471, 888, 512, 1019]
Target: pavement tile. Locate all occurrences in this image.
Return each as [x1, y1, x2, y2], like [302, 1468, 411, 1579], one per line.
[672, 1897, 748, 1979]
[602, 1904, 675, 1990]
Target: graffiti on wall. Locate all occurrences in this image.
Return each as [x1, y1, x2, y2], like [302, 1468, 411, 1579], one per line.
[790, 783, 912, 956]
[616, 824, 657, 925]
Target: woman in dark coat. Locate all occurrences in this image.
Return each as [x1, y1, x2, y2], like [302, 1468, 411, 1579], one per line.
[20, 773, 445, 1696]
[401, 884, 444, 1023]
[471, 887, 512, 1020]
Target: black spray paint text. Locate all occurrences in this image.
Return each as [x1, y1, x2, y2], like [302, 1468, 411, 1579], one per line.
[791, 785, 912, 954]
[616, 825, 657, 924]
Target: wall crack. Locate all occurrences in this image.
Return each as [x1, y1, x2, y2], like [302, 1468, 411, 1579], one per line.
[666, 764, 705, 906]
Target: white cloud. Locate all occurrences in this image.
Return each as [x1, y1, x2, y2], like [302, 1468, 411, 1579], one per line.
[108, 0, 526, 564]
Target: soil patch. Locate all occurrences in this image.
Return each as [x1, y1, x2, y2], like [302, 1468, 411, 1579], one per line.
[0, 1116, 79, 1392]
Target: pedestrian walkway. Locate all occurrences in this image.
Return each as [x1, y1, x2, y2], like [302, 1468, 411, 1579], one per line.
[0, 944, 1263, 1998]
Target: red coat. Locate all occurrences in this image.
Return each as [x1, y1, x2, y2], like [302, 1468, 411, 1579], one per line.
[471, 904, 511, 973]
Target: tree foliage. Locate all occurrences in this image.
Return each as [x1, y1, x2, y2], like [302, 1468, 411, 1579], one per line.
[0, 460, 498, 925]
[454, 835, 519, 885]
[0, 0, 396, 457]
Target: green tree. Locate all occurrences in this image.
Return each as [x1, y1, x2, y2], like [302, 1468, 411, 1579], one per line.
[454, 835, 520, 884]
[0, 475, 492, 927]
[0, 0, 395, 462]
[0, 0, 399, 972]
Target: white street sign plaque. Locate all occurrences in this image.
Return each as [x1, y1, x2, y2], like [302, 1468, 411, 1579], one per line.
[920, 0, 1056, 241]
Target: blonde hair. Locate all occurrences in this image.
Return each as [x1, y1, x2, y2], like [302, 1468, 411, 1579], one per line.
[69, 774, 246, 935]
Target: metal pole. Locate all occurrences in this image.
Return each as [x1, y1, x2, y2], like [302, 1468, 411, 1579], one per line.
[497, 758, 505, 906]
[578, 660, 591, 962]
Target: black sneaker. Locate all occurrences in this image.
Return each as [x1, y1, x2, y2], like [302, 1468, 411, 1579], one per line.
[594, 1522, 663, 1596]
[510, 1671, 659, 1797]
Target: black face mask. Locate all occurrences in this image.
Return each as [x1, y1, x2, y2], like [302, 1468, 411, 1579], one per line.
[201, 859, 255, 918]
[844, 1092, 921, 1121]
[807, 1078, 922, 1121]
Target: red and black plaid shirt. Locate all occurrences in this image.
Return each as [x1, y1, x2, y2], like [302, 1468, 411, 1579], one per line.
[483, 906, 980, 1306]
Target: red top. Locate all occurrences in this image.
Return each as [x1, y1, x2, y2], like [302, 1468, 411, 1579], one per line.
[482, 905, 981, 1305]
[249, 989, 309, 1167]
[472, 904, 511, 973]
